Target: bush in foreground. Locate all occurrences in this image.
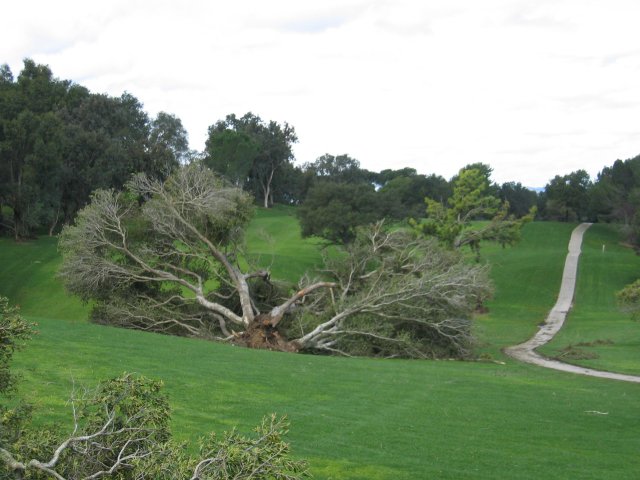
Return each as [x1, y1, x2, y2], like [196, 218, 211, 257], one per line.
[0, 298, 308, 480]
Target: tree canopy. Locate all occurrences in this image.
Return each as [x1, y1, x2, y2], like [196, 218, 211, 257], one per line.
[0, 59, 187, 239]
[297, 181, 380, 244]
[295, 155, 452, 244]
[586, 154, 640, 243]
[499, 181, 538, 217]
[542, 169, 591, 222]
[204, 112, 297, 208]
[412, 166, 534, 258]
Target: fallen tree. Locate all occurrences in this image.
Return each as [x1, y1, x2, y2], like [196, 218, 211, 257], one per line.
[59, 164, 491, 358]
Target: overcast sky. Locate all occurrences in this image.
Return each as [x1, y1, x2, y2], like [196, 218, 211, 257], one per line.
[2, 0, 640, 187]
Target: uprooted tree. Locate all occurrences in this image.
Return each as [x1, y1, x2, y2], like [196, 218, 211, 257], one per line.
[58, 164, 492, 358]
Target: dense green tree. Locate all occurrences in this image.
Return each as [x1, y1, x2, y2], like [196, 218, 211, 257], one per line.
[296, 159, 452, 241]
[0, 59, 188, 238]
[413, 166, 533, 259]
[270, 162, 309, 205]
[499, 181, 539, 217]
[148, 111, 189, 173]
[543, 170, 591, 222]
[0, 61, 69, 238]
[252, 118, 297, 207]
[203, 128, 257, 186]
[204, 113, 297, 207]
[292, 153, 376, 208]
[294, 153, 420, 235]
[298, 181, 380, 244]
[587, 155, 640, 243]
[303, 153, 374, 185]
[378, 172, 451, 219]
[376, 167, 418, 184]
[52, 91, 158, 230]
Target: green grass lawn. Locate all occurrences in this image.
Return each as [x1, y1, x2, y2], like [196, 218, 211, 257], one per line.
[2, 214, 640, 479]
[0, 235, 88, 320]
[243, 205, 327, 282]
[475, 221, 578, 353]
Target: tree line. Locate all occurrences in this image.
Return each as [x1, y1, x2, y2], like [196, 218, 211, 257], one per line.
[538, 156, 640, 245]
[4, 59, 640, 245]
[0, 60, 190, 240]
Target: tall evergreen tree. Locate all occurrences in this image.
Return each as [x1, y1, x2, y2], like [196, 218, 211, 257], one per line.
[204, 112, 297, 207]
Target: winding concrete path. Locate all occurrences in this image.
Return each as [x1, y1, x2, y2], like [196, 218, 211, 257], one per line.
[504, 223, 640, 383]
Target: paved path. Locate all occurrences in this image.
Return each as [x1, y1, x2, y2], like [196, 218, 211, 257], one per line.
[505, 223, 640, 383]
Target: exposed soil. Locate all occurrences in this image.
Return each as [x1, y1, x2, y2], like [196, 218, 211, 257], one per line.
[233, 315, 300, 352]
[504, 223, 640, 384]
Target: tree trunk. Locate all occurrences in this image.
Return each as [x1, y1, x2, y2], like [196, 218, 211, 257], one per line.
[261, 167, 275, 208]
[48, 206, 60, 236]
[13, 207, 21, 242]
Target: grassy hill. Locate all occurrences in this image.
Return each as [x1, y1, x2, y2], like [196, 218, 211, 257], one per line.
[2, 210, 640, 479]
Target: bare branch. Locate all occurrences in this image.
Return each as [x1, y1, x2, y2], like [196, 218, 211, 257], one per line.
[268, 282, 337, 327]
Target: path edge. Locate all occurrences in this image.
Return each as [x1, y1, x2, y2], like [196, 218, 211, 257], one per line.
[504, 223, 640, 384]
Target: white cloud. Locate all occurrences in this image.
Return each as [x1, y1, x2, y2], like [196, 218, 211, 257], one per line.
[2, 0, 640, 187]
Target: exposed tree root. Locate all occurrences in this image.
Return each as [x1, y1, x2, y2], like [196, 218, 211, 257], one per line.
[234, 315, 300, 352]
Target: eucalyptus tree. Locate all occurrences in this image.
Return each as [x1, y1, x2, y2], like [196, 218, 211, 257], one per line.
[149, 111, 189, 172]
[59, 164, 491, 358]
[0, 59, 188, 238]
[204, 113, 297, 208]
[0, 60, 69, 238]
